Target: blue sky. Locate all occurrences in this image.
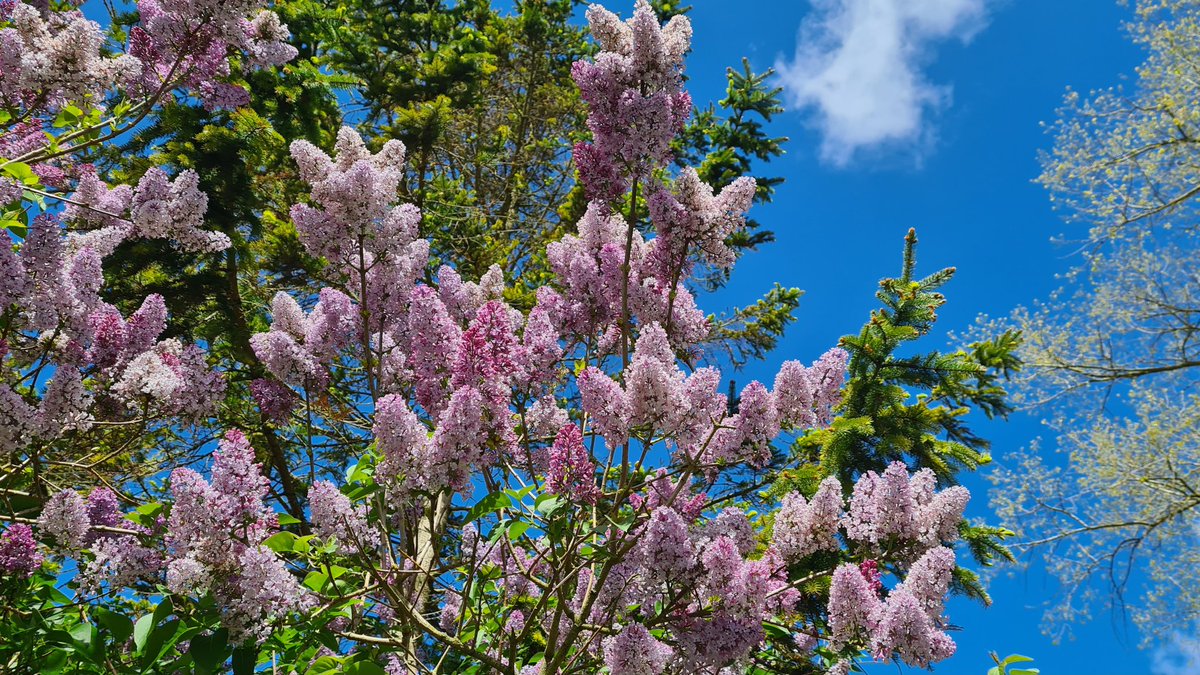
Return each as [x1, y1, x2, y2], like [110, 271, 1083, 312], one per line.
[677, 0, 1153, 673]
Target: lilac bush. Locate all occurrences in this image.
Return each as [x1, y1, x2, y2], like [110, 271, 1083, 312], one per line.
[0, 1, 1001, 673]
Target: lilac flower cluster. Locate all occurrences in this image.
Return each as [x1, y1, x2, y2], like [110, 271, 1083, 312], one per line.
[0, 2, 136, 108]
[309, 480, 377, 553]
[572, 0, 693, 202]
[165, 430, 310, 644]
[0, 523, 42, 577]
[827, 546, 959, 668]
[602, 623, 674, 675]
[2, 208, 224, 452]
[545, 424, 601, 504]
[772, 476, 843, 560]
[844, 462, 970, 552]
[36, 489, 91, 551]
[577, 336, 849, 469]
[251, 288, 359, 387]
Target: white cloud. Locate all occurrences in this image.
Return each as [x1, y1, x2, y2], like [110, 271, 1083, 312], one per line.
[1155, 628, 1200, 675]
[776, 0, 993, 166]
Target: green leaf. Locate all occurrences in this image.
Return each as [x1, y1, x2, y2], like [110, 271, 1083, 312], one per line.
[1010, 670, 1040, 675]
[141, 618, 180, 666]
[465, 490, 510, 523]
[232, 645, 257, 675]
[507, 521, 531, 541]
[264, 531, 297, 553]
[534, 494, 562, 516]
[1002, 655, 1035, 666]
[344, 662, 388, 675]
[277, 513, 302, 526]
[94, 607, 134, 644]
[69, 622, 96, 649]
[133, 614, 154, 653]
[303, 571, 328, 592]
[189, 628, 230, 671]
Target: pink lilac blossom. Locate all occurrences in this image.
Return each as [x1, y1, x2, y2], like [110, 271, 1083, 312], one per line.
[129, 168, 230, 252]
[674, 366, 724, 451]
[844, 462, 918, 544]
[251, 289, 359, 386]
[645, 168, 756, 276]
[165, 430, 306, 644]
[0, 177, 22, 205]
[63, 171, 133, 231]
[373, 393, 432, 496]
[37, 489, 91, 550]
[0, 385, 36, 454]
[35, 366, 92, 439]
[772, 476, 843, 561]
[240, 11, 297, 68]
[572, 1, 693, 199]
[702, 507, 755, 556]
[249, 377, 296, 423]
[898, 546, 956, 619]
[504, 610, 526, 636]
[437, 264, 505, 324]
[709, 380, 778, 467]
[545, 201, 640, 334]
[624, 323, 687, 431]
[219, 544, 312, 644]
[287, 127, 411, 267]
[636, 506, 695, 581]
[843, 462, 969, 552]
[827, 563, 882, 649]
[871, 587, 956, 667]
[309, 480, 376, 552]
[916, 485, 970, 548]
[520, 303, 562, 389]
[773, 347, 849, 429]
[84, 488, 123, 533]
[577, 366, 631, 448]
[858, 559, 883, 594]
[0, 3, 131, 106]
[407, 286, 461, 416]
[77, 535, 162, 593]
[0, 232, 27, 310]
[0, 523, 42, 577]
[545, 424, 600, 504]
[672, 613, 763, 671]
[523, 394, 568, 442]
[430, 386, 488, 492]
[602, 622, 674, 675]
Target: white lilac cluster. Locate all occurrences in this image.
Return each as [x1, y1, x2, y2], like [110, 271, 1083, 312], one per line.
[165, 430, 310, 644]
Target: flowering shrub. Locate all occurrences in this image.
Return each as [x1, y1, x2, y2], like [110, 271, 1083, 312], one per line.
[0, 1, 1019, 673]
